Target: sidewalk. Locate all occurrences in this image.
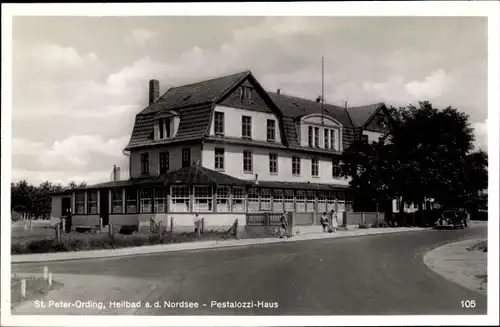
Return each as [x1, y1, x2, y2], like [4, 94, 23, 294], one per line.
[423, 239, 487, 295]
[11, 226, 427, 264]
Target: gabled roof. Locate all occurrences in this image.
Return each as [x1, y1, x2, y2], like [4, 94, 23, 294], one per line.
[346, 102, 386, 128]
[140, 71, 250, 115]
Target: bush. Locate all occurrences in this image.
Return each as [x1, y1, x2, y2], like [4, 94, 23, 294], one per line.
[358, 223, 370, 229]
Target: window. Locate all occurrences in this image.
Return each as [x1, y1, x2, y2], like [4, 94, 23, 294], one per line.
[306, 191, 316, 212]
[182, 148, 191, 168]
[154, 188, 166, 213]
[272, 189, 283, 212]
[141, 153, 149, 175]
[269, 153, 278, 174]
[243, 150, 253, 173]
[248, 187, 259, 212]
[111, 189, 123, 214]
[284, 190, 294, 211]
[158, 118, 171, 139]
[215, 148, 225, 170]
[140, 188, 153, 213]
[242, 116, 252, 139]
[292, 156, 301, 175]
[194, 186, 212, 212]
[295, 190, 306, 212]
[260, 188, 272, 211]
[232, 187, 246, 212]
[308, 126, 313, 147]
[324, 129, 329, 149]
[159, 152, 169, 174]
[87, 191, 97, 214]
[159, 119, 164, 139]
[126, 188, 137, 213]
[171, 186, 190, 212]
[337, 192, 346, 212]
[75, 192, 85, 214]
[326, 191, 336, 212]
[267, 119, 276, 142]
[362, 134, 369, 143]
[311, 158, 319, 177]
[314, 127, 320, 147]
[214, 111, 224, 135]
[317, 191, 326, 213]
[330, 129, 336, 150]
[332, 159, 340, 177]
[216, 186, 230, 212]
[240, 86, 253, 103]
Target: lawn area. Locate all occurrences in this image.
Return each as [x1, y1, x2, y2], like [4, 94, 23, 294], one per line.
[11, 275, 63, 309]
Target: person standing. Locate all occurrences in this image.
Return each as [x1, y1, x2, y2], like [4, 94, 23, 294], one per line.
[330, 209, 338, 232]
[320, 212, 329, 232]
[279, 211, 289, 238]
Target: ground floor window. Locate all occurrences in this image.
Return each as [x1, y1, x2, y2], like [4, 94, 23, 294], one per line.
[248, 187, 259, 212]
[111, 189, 123, 214]
[317, 191, 326, 213]
[126, 188, 137, 213]
[216, 186, 230, 212]
[326, 191, 335, 212]
[260, 188, 272, 211]
[194, 186, 213, 212]
[306, 191, 316, 212]
[272, 189, 283, 212]
[75, 192, 85, 214]
[171, 185, 190, 212]
[154, 188, 167, 213]
[140, 187, 153, 213]
[87, 191, 98, 214]
[284, 190, 294, 212]
[232, 187, 246, 212]
[296, 190, 305, 212]
[337, 192, 346, 212]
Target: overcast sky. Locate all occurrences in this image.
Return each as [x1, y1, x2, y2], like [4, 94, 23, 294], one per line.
[11, 16, 488, 185]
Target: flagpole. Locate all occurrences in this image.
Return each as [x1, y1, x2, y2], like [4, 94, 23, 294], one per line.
[321, 57, 324, 125]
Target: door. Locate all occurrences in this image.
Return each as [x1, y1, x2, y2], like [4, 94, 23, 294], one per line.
[61, 197, 71, 217]
[100, 189, 110, 226]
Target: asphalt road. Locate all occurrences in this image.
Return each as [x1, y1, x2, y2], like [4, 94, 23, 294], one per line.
[12, 225, 487, 315]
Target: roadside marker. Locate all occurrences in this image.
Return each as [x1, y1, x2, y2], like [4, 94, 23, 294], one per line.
[43, 266, 48, 280]
[48, 272, 52, 286]
[21, 279, 26, 298]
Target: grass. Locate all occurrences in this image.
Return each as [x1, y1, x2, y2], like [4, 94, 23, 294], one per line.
[11, 275, 63, 309]
[467, 240, 488, 252]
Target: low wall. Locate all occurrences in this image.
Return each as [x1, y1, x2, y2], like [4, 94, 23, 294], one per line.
[72, 215, 100, 227]
[294, 212, 315, 226]
[344, 212, 385, 226]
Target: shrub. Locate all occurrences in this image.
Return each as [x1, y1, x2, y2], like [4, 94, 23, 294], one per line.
[358, 223, 370, 229]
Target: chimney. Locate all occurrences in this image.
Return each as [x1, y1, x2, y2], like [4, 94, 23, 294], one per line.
[277, 89, 283, 95]
[254, 173, 259, 185]
[113, 165, 121, 181]
[149, 79, 160, 105]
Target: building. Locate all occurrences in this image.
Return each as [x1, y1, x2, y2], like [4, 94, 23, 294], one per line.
[51, 70, 392, 230]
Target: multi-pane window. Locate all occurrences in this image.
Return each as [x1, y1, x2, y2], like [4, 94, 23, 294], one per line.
[269, 153, 278, 174]
[295, 190, 306, 212]
[308, 126, 313, 147]
[111, 189, 123, 214]
[232, 187, 246, 212]
[260, 188, 272, 211]
[182, 148, 191, 168]
[324, 129, 330, 149]
[159, 118, 164, 139]
[317, 191, 327, 213]
[75, 192, 85, 214]
[141, 153, 149, 174]
[240, 86, 253, 103]
[284, 190, 294, 212]
[194, 186, 212, 212]
[332, 159, 341, 177]
[330, 129, 336, 150]
[272, 189, 283, 212]
[242, 116, 252, 139]
[267, 119, 276, 142]
[314, 127, 320, 147]
[311, 158, 319, 177]
[170, 186, 190, 212]
[154, 188, 167, 213]
[126, 188, 137, 213]
[292, 156, 301, 175]
[247, 187, 259, 212]
[87, 191, 98, 214]
[140, 188, 153, 213]
[215, 148, 225, 170]
[216, 186, 230, 212]
[214, 111, 225, 135]
[337, 192, 346, 212]
[306, 191, 316, 212]
[158, 118, 171, 139]
[243, 150, 253, 173]
[326, 191, 336, 212]
[159, 152, 169, 174]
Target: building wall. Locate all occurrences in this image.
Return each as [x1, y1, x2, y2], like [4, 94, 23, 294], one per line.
[202, 142, 349, 185]
[73, 215, 100, 227]
[209, 105, 282, 144]
[51, 196, 62, 218]
[362, 130, 383, 143]
[129, 144, 202, 178]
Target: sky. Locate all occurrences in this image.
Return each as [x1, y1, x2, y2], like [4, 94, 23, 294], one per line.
[11, 16, 488, 186]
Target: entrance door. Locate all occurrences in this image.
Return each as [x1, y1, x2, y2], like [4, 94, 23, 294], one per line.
[100, 189, 110, 226]
[61, 197, 71, 217]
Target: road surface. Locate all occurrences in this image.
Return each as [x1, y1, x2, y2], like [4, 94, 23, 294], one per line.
[12, 225, 487, 315]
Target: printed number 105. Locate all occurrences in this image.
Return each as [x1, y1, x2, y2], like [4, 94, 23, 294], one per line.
[461, 300, 476, 308]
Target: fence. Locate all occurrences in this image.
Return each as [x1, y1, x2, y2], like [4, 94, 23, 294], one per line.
[246, 212, 286, 226]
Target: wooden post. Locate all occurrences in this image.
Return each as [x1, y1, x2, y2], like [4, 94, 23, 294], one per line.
[201, 218, 205, 234]
[109, 222, 114, 243]
[62, 218, 66, 233]
[159, 221, 163, 242]
[342, 211, 347, 228]
[29, 218, 32, 231]
[234, 219, 239, 239]
[44, 266, 48, 280]
[21, 279, 26, 298]
[48, 272, 53, 286]
[361, 212, 366, 225]
[100, 218, 103, 231]
[196, 220, 201, 237]
[55, 224, 61, 244]
[170, 217, 174, 237]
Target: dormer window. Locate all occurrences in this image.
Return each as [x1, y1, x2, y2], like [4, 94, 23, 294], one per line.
[155, 110, 179, 140]
[158, 118, 171, 139]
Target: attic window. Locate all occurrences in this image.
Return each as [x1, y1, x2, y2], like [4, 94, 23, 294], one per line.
[240, 86, 253, 104]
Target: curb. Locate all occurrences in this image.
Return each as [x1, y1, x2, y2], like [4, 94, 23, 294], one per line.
[12, 227, 427, 264]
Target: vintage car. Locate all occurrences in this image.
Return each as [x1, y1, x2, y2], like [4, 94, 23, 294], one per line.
[436, 208, 468, 229]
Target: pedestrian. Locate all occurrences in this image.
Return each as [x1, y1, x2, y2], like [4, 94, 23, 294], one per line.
[330, 209, 338, 232]
[320, 212, 329, 232]
[279, 211, 289, 238]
